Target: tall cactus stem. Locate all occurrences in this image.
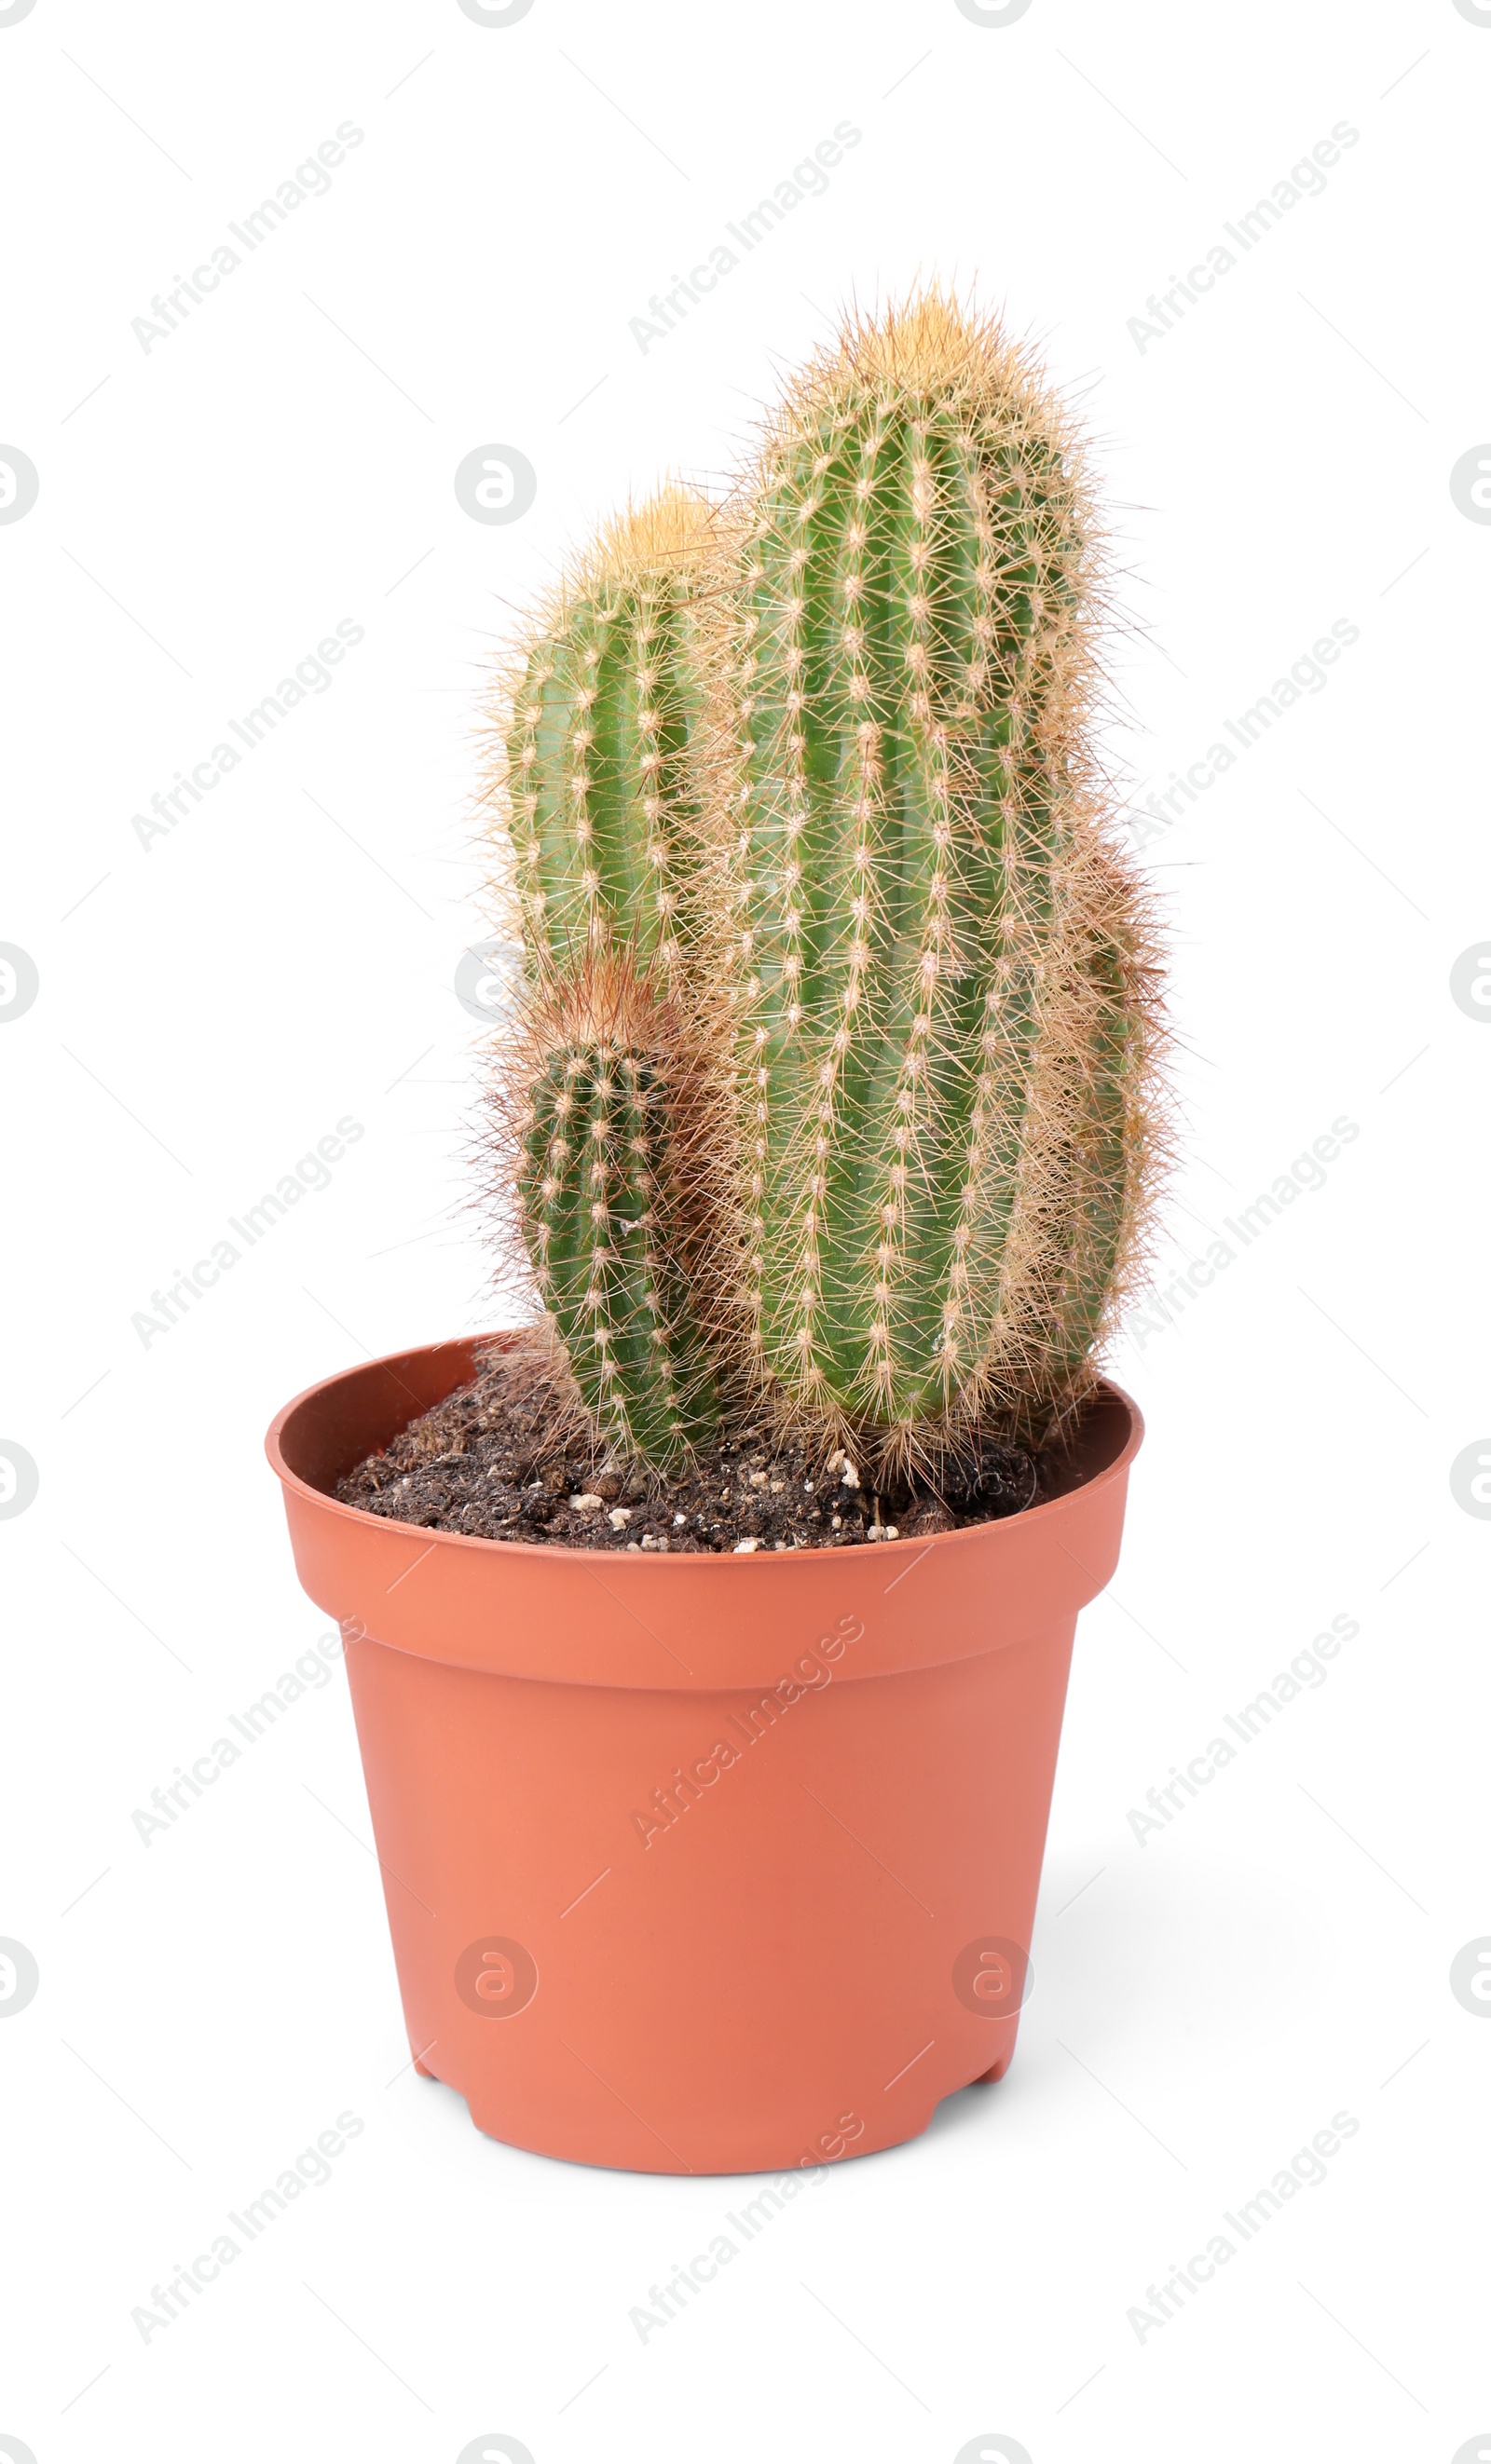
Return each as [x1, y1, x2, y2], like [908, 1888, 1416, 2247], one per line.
[718, 292, 1165, 1461]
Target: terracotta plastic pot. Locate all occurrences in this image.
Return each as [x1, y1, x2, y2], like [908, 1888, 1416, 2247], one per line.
[267, 1334, 1142, 2176]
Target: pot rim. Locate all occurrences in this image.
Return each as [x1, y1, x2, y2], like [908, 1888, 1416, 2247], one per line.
[266, 1331, 1143, 1572]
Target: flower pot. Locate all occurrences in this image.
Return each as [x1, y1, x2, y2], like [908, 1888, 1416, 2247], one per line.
[267, 1333, 1142, 2176]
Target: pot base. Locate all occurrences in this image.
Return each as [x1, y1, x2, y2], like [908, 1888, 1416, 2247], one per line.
[425, 2059, 1001, 2176]
[340, 1616, 1065, 2176]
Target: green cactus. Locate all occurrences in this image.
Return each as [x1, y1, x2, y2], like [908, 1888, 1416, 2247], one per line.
[486, 490, 727, 1468]
[513, 970, 719, 1467]
[718, 293, 1160, 1457]
[496, 488, 714, 994]
[483, 305, 1163, 1480]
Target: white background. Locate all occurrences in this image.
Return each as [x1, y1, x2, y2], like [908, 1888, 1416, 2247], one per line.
[2, 0, 1487, 2457]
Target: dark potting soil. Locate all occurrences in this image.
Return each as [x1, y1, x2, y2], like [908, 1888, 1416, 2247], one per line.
[334, 1334, 1059, 1554]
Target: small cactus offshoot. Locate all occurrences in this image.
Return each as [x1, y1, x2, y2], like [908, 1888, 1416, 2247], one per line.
[510, 963, 719, 1467]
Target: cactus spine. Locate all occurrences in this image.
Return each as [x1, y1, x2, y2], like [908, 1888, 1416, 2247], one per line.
[720, 294, 1159, 1455]
[487, 490, 725, 1465]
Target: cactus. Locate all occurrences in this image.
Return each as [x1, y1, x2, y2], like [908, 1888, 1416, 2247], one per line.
[718, 293, 1162, 1460]
[484, 489, 725, 1468]
[492, 487, 715, 994]
[509, 962, 720, 1467]
[482, 302, 1164, 1480]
